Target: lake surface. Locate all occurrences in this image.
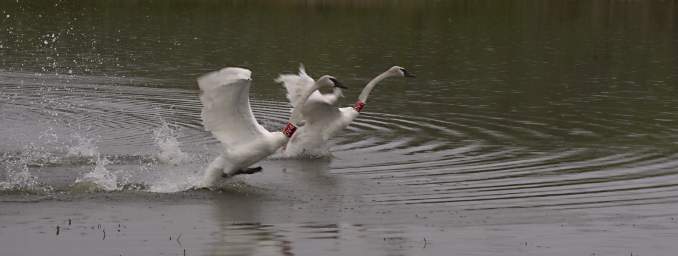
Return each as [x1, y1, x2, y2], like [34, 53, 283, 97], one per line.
[2, 0, 678, 255]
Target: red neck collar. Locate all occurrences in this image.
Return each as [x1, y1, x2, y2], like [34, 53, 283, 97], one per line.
[281, 122, 297, 138]
[353, 100, 366, 112]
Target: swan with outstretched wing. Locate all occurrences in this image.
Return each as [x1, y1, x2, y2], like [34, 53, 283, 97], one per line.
[198, 67, 343, 187]
[280, 66, 414, 157]
[280, 65, 346, 112]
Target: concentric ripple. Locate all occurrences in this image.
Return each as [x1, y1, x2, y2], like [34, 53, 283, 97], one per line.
[2, 71, 678, 210]
[325, 106, 678, 211]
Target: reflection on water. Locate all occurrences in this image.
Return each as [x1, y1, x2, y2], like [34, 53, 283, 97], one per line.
[2, 0, 678, 255]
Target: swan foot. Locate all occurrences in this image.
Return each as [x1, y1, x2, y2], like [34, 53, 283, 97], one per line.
[222, 166, 263, 178]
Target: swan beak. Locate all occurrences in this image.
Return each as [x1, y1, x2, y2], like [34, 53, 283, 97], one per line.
[330, 78, 348, 89]
[402, 69, 416, 78]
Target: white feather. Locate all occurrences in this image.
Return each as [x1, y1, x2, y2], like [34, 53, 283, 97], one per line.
[197, 66, 334, 187]
[198, 67, 270, 149]
[280, 66, 409, 158]
[276, 66, 344, 124]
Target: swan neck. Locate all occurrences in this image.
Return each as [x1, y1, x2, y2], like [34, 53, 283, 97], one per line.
[358, 71, 392, 103]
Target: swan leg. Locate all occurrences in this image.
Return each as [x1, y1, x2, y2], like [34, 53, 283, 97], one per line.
[222, 166, 263, 178]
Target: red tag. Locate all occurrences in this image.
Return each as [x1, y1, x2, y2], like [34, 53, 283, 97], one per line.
[281, 122, 297, 137]
[353, 100, 366, 112]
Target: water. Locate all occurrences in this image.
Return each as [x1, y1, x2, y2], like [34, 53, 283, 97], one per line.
[2, 0, 678, 255]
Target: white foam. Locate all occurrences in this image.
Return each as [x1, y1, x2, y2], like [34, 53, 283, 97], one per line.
[0, 164, 39, 191]
[153, 120, 191, 165]
[0, 144, 45, 191]
[147, 170, 203, 193]
[74, 154, 119, 191]
[66, 134, 98, 158]
[143, 120, 207, 193]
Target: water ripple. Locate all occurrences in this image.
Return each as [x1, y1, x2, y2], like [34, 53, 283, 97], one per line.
[1, 71, 677, 210]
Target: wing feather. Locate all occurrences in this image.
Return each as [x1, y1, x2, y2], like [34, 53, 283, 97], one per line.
[275, 65, 315, 108]
[276, 65, 343, 125]
[197, 67, 270, 149]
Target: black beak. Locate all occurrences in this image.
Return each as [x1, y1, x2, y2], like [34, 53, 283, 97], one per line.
[330, 78, 348, 89]
[401, 68, 416, 78]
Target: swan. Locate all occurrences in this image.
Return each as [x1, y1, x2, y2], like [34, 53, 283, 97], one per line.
[281, 66, 414, 157]
[197, 67, 343, 187]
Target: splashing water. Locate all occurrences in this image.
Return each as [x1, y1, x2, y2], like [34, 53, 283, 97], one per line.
[153, 120, 191, 165]
[66, 134, 98, 158]
[0, 156, 40, 191]
[1, 129, 101, 192]
[0, 144, 52, 192]
[142, 120, 206, 193]
[74, 154, 118, 191]
[147, 172, 204, 193]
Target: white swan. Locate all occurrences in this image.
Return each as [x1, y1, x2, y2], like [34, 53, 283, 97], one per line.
[197, 67, 342, 187]
[281, 66, 414, 157]
[279, 65, 347, 112]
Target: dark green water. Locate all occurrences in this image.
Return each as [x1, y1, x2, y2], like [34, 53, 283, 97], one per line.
[2, 1, 678, 255]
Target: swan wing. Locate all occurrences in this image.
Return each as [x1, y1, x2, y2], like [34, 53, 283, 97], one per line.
[276, 70, 315, 108]
[276, 65, 343, 124]
[197, 67, 270, 148]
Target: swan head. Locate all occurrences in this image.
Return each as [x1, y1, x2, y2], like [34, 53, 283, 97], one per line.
[316, 75, 347, 90]
[388, 66, 415, 78]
